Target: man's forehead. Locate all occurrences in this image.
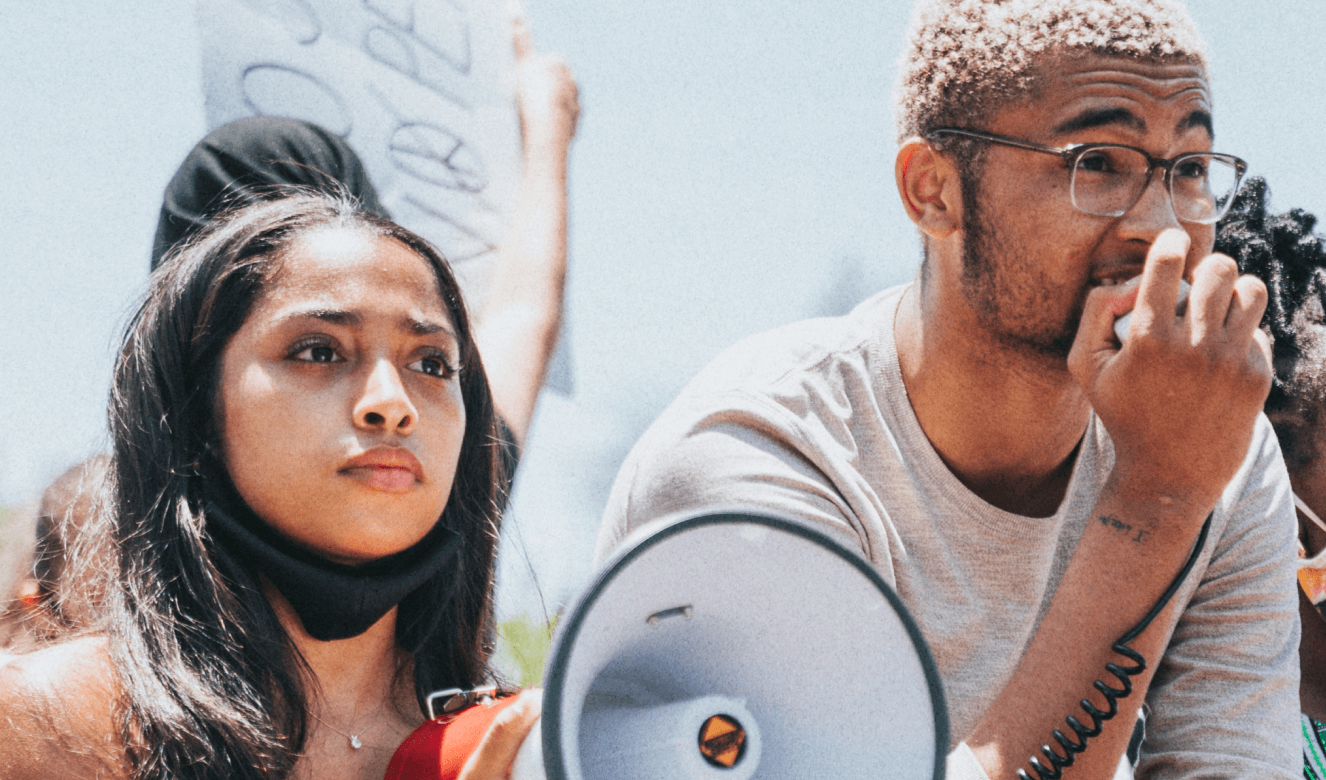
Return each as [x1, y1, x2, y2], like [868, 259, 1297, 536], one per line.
[1015, 52, 1213, 139]
[1051, 54, 1209, 99]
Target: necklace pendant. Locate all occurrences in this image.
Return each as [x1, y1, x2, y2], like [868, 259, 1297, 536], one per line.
[350, 735, 363, 750]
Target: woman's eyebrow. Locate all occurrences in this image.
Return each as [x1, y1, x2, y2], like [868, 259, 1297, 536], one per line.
[273, 309, 455, 340]
[280, 308, 359, 326]
[403, 317, 456, 339]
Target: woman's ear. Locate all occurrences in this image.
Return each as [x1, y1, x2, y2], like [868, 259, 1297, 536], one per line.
[895, 137, 961, 240]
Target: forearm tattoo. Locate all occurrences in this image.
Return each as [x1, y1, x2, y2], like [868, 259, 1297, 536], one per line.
[1099, 514, 1152, 543]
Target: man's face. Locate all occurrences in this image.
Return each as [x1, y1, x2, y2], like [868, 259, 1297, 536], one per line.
[955, 53, 1215, 361]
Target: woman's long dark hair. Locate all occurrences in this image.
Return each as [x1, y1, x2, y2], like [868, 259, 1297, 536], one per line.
[100, 189, 503, 779]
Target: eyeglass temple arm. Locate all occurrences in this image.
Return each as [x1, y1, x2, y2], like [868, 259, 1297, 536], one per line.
[925, 128, 1073, 163]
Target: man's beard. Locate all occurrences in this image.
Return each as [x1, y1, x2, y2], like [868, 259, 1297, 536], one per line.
[959, 177, 1081, 362]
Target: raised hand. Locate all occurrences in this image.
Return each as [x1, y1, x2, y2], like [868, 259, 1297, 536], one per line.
[1068, 228, 1271, 521]
[512, 10, 579, 157]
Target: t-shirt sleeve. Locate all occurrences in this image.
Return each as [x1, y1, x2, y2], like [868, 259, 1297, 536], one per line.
[595, 389, 877, 571]
[1135, 416, 1300, 778]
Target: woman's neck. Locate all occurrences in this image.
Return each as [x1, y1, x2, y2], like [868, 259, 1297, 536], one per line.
[262, 580, 423, 779]
[263, 578, 409, 708]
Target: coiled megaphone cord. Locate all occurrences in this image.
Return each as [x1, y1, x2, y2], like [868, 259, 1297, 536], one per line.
[1017, 512, 1212, 780]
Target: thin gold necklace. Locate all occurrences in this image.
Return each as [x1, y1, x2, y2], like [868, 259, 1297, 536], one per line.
[310, 698, 388, 751]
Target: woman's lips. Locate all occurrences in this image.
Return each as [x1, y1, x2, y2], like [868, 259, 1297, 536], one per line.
[339, 448, 424, 492]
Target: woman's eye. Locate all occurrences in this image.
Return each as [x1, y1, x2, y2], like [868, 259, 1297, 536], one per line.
[291, 344, 343, 364]
[409, 354, 456, 378]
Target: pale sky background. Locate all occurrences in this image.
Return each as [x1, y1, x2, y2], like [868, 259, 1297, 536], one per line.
[1, 1, 1324, 620]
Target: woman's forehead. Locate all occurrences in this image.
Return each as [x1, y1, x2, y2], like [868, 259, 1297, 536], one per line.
[255, 226, 452, 323]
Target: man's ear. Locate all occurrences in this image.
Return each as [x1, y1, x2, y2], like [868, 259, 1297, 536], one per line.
[895, 137, 962, 240]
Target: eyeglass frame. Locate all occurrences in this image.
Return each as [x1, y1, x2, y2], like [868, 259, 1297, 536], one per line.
[923, 127, 1248, 225]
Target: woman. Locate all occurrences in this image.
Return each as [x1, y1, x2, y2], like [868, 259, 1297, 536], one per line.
[0, 191, 537, 780]
[1215, 176, 1326, 779]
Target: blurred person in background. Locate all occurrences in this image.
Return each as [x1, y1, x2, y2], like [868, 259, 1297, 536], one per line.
[1215, 176, 1326, 778]
[0, 456, 110, 650]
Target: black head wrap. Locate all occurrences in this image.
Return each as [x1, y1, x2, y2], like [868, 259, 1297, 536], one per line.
[151, 115, 390, 270]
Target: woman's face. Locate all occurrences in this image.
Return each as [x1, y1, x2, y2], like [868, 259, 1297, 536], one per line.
[218, 226, 466, 565]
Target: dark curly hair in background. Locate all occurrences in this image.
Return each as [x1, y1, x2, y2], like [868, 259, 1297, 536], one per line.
[1216, 176, 1326, 470]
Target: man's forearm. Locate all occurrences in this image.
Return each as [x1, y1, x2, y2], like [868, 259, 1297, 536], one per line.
[965, 477, 1212, 779]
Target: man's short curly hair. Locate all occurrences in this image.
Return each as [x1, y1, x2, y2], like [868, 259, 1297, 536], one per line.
[896, 0, 1208, 143]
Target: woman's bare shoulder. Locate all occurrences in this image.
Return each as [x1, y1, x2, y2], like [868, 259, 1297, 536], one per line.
[0, 635, 126, 779]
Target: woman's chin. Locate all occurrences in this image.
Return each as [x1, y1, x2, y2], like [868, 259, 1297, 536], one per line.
[286, 507, 440, 566]
[315, 537, 426, 566]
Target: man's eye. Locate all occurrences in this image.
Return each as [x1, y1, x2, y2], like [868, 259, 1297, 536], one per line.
[1175, 158, 1209, 180]
[1075, 151, 1114, 173]
[409, 355, 456, 378]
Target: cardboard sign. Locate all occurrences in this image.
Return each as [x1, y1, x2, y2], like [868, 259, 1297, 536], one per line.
[197, 0, 521, 310]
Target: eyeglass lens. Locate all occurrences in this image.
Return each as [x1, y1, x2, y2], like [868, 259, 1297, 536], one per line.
[1070, 148, 1241, 224]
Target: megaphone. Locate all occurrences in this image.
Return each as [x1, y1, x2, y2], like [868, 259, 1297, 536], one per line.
[509, 510, 949, 780]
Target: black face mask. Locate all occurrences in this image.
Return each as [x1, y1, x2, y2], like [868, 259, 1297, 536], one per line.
[204, 478, 462, 642]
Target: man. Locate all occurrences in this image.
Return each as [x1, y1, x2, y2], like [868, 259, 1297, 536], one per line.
[596, 1, 1300, 777]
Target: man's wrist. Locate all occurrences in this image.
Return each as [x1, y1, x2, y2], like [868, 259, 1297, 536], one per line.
[1100, 461, 1222, 532]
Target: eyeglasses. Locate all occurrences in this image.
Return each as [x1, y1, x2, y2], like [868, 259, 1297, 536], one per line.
[925, 127, 1248, 225]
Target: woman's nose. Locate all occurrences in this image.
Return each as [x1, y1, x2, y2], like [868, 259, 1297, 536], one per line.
[353, 359, 418, 434]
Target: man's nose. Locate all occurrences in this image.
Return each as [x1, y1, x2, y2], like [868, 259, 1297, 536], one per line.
[1117, 169, 1184, 241]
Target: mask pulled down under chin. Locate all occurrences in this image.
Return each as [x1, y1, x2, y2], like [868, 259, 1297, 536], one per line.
[1296, 493, 1326, 606]
[203, 478, 463, 641]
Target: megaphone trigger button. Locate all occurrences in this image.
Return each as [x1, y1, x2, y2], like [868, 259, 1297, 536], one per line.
[423, 685, 501, 720]
[645, 604, 694, 626]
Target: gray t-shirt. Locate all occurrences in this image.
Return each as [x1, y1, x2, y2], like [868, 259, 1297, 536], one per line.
[598, 284, 1300, 778]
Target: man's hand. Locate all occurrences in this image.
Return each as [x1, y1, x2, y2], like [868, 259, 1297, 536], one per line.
[1068, 228, 1272, 524]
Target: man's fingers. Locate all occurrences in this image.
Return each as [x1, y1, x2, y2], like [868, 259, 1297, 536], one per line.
[1186, 253, 1238, 342]
[1226, 274, 1269, 338]
[1068, 284, 1124, 380]
[1133, 228, 1189, 333]
[1249, 326, 1273, 379]
[458, 690, 543, 780]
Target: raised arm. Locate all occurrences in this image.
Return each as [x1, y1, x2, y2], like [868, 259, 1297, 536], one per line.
[961, 230, 1296, 779]
[474, 16, 579, 446]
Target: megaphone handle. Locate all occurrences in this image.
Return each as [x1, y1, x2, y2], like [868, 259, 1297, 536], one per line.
[1018, 513, 1212, 780]
[509, 720, 546, 780]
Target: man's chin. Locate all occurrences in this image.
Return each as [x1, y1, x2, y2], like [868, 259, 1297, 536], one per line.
[994, 328, 1076, 365]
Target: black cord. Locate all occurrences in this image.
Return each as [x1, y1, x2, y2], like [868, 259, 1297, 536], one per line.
[1017, 513, 1213, 780]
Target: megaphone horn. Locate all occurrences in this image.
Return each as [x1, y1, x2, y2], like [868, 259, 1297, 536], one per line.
[511, 511, 949, 780]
